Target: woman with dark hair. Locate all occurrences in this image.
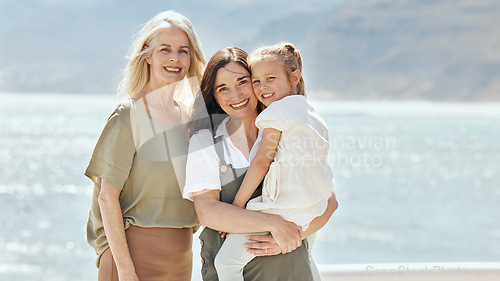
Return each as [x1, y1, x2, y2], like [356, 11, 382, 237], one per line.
[183, 47, 337, 281]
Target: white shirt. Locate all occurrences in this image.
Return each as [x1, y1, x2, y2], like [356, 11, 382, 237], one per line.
[183, 117, 262, 200]
[246, 95, 334, 230]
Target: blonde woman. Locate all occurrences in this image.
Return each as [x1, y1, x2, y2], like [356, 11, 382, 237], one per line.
[85, 11, 206, 281]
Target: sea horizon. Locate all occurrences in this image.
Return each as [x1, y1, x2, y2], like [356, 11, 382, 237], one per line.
[1, 92, 499, 280]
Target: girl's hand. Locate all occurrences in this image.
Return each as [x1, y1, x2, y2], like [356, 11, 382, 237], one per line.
[245, 234, 282, 256]
[269, 217, 303, 254]
[218, 231, 229, 238]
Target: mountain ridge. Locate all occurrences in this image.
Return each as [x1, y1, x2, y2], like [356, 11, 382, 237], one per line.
[1, 0, 498, 101]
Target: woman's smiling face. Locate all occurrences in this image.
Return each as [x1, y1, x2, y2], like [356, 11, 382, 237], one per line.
[213, 62, 258, 120]
[146, 24, 191, 89]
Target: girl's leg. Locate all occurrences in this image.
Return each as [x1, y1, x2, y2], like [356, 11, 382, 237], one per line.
[215, 233, 266, 281]
[306, 234, 321, 281]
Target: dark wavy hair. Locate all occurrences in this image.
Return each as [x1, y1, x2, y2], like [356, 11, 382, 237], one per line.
[188, 47, 258, 138]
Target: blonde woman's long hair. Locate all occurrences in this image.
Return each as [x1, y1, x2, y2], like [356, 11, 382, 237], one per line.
[117, 10, 206, 104]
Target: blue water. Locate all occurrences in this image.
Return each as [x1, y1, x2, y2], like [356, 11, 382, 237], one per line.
[1, 93, 499, 280]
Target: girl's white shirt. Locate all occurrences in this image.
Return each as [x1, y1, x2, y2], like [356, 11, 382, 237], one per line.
[183, 117, 262, 201]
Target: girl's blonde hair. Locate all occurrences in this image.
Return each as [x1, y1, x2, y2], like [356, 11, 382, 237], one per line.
[117, 10, 206, 102]
[249, 42, 306, 97]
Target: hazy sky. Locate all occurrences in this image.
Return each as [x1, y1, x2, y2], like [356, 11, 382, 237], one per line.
[0, 0, 345, 93]
[2, 0, 498, 100]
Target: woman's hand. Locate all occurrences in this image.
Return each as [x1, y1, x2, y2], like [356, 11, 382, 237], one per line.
[245, 234, 282, 256]
[118, 270, 140, 281]
[218, 231, 229, 238]
[268, 216, 303, 254]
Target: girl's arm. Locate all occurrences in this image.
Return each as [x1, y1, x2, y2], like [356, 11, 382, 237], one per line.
[246, 191, 338, 256]
[99, 180, 139, 281]
[232, 128, 281, 207]
[194, 189, 302, 254]
[303, 191, 338, 237]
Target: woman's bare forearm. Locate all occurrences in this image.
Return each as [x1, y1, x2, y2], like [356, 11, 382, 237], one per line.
[194, 190, 303, 253]
[245, 192, 338, 256]
[195, 190, 281, 233]
[99, 180, 137, 278]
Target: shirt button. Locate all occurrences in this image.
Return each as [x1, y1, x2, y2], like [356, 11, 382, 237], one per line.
[220, 165, 228, 173]
[201, 258, 205, 265]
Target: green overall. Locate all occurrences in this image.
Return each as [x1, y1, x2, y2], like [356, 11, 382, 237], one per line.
[198, 135, 314, 281]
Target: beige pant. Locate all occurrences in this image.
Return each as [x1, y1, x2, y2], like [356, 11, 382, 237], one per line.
[98, 225, 193, 281]
[214, 232, 268, 281]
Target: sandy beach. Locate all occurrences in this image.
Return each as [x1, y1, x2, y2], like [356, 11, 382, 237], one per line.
[319, 263, 500, 281]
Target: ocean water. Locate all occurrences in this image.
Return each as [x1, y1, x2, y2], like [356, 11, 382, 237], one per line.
[1, 93, 499, 280]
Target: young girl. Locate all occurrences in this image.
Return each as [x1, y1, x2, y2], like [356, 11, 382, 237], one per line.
[214, 42, 335, 281]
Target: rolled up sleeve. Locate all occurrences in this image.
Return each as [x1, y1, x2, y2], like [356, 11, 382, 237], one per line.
[183, 130, 222, 201]
[84, 104, 135, 190]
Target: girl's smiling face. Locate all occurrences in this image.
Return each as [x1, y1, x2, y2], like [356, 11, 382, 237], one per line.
[250, 58, 299, 107]
[213, 62, 259, 120]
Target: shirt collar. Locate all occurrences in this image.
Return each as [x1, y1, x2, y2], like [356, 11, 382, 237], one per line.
[214, 117, 230, 138]
[213, 116, 263, 164]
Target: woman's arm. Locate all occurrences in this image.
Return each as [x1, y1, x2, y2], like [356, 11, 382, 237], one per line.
[232, 128, 281, 207]
[194, 189, 302, 253]
[245, 192, 338, 256]
[99, 180, 139, 281]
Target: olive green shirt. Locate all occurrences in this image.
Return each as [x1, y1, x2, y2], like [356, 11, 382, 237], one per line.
[85, 98, 199, 267]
